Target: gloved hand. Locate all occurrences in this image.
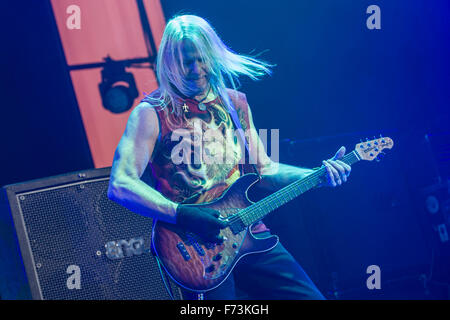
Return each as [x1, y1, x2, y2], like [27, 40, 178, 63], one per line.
[175, 204, 228, 243]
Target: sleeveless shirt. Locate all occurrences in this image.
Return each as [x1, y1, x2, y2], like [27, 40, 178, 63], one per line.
[141, 88, 268, 233]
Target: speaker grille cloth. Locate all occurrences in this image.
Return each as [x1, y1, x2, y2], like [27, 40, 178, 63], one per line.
[17, 178, 178, 300]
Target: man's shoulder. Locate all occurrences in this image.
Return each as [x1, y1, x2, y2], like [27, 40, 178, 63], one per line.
[225, 88, 247, 100]
[140, 88, 164, 108]
[225, 88, 249, 111]
[129, 89, 163, 122]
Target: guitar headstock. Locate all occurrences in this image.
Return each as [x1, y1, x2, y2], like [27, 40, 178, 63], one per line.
[355, 136, 394, 161]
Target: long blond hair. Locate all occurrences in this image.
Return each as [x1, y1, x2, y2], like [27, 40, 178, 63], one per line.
[147, 15, 272, 113]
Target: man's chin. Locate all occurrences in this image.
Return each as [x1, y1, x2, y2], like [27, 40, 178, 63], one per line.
[185, 84, 208, 98]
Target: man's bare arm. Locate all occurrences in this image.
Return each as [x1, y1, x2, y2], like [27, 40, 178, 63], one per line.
[107, 102, 178, 223]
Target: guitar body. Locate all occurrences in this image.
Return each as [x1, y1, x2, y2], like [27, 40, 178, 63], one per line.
[151, 137, 394, 293]
[151, 173, 279, 292]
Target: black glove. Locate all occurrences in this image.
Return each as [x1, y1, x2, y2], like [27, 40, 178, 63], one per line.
[176, 204, 228, 243]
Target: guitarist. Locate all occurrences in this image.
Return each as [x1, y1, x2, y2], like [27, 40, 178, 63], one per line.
[108, 14, 351, 300]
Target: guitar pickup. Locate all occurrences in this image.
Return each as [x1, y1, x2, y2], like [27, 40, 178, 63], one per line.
[184, 232, 196, 245]
[192, 242, 205, 256]
[176, 242, 191, 261]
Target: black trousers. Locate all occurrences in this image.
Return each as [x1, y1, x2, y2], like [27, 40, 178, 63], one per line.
[181, 232, 326, 300]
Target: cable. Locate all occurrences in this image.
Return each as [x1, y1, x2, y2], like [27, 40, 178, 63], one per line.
[154, 254, 175, 300]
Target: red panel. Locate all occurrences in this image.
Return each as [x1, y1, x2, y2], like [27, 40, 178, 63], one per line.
[50, 0, 165, 168]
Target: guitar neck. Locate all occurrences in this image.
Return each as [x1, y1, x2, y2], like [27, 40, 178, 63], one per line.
[237, 150, 361, 227]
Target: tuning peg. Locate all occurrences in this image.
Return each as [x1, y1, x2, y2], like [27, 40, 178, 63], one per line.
[376, 152, 386, 162]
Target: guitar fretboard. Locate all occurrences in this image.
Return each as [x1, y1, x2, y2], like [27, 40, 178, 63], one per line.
[236, 151, 361, 227]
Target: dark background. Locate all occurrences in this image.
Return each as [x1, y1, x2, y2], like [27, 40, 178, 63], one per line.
[1, 1, 449, 298]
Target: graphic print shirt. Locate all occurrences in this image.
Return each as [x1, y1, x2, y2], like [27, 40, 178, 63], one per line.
[141, 88, 268, 233]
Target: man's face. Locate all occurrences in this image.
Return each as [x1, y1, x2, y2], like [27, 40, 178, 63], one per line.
[179, 40, 209, 96]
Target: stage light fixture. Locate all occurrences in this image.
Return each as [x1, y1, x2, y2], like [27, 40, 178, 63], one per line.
[99, 58, 139, 114]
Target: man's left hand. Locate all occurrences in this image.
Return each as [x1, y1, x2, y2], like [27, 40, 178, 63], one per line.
[322, 146, 351, 187]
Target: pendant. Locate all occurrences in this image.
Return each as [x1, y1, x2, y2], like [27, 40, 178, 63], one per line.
[198, 103, 206, 111]
[182, 103, 189, 113]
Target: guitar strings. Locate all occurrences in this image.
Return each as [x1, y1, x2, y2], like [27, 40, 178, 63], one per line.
[230, 153, 353, 225]
[226, 151, 360, 227]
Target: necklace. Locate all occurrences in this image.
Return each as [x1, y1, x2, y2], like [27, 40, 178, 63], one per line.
[194, 85, 212, 111]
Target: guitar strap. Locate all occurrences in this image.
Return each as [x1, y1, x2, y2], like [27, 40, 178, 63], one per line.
[224, 91, 262, 180]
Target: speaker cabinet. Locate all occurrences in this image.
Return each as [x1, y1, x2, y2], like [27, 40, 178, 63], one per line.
[0, 167, 182, 300]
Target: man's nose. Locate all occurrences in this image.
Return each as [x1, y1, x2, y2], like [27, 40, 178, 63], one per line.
[190, 60, 202, 74]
